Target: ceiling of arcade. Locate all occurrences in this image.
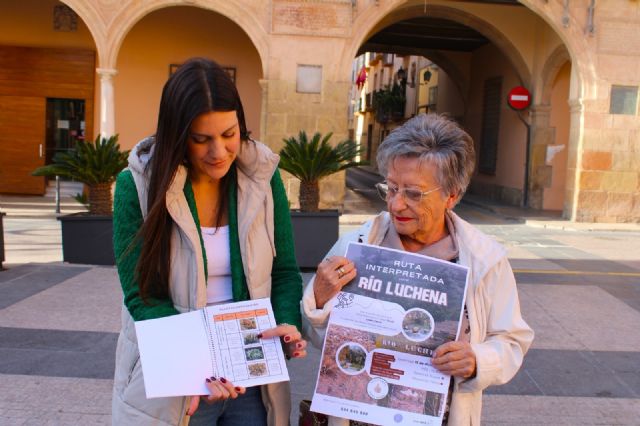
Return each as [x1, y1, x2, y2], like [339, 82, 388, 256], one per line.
[61, 0, 269, 72]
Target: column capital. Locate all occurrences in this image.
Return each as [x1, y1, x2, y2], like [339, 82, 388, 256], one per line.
[96, 68, 118, 78]
[568, 98, 584, 114]
[531, 103, 552, 114]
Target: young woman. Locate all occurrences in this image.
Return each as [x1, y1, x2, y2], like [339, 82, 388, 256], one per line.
[111, 57, 306, 426]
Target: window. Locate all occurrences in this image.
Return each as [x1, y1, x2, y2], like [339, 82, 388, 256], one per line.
[428, 86, 438, 112]
[610, 85, 638, 115]
[478, 77, 503, 175]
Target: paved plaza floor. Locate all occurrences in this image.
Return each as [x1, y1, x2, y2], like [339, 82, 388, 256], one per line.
[1, 193, 640, 425]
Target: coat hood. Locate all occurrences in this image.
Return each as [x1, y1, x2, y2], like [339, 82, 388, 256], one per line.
[127, 136, 279, 185]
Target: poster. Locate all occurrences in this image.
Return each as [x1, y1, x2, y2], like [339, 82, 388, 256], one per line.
[311, 243, 469, 425]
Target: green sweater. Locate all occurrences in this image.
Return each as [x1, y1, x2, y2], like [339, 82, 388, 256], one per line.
[113, 167, 302, 330]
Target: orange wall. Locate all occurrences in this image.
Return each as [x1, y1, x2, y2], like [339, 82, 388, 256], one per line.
[0, 0, 99, 140]
[436, 71, 465, 120]
[466, 43, 526, 191]
[115, 6, 263, 150]
[0, 0, 95, 48]
[544, 62, 570, 210]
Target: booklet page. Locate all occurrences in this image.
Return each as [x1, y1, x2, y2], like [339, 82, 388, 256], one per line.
[135, 298, 289, 398]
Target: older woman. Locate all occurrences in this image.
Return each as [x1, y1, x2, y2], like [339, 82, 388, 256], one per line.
[302, 113, 533, 425]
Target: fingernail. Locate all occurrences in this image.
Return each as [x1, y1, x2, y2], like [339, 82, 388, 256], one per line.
[257, 333, 263, 339]
[235, 386, 242, 391]
[296, 342, 304, 349]
[284, 335, 292, 343]
[220, 377, 227, 383]
[293, 351, 301, 357]
[205, 377, 211, 383]
[210, 376, 217, 381]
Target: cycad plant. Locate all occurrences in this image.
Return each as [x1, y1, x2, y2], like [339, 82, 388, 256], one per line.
[32, 134, 129, 216]
[279, 131, 365, 212]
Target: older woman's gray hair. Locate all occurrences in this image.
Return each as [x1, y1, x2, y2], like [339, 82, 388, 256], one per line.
[376, 113, 475, 204]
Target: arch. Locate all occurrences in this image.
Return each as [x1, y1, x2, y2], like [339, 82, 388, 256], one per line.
[59, 0, 108, 65]
[418, 50, 469, 111]
[98, 0, 267, 75]
[540, 44, 572, 105]
[343, 3, 532, 88]
[517, 0, 596, 101]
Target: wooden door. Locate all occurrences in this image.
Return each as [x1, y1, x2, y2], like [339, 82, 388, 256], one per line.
[0, 96, 46, 194]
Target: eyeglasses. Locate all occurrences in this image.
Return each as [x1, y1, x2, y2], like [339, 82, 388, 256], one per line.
[375, 182, 441, 204]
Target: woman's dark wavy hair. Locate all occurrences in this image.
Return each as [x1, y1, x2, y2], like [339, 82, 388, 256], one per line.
[137, 57, 250, 302]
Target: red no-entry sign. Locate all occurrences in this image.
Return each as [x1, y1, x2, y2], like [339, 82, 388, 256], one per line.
[507, 86, 531, 110]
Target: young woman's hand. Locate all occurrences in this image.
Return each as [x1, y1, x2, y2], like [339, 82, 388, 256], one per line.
[185, 377, 246, 416]
[259, 323, 307, 359]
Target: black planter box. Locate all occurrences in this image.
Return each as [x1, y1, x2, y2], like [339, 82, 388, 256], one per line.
[0, 212, 5, 268]
[58, 214, 115, 265]
[290, 210, 339, 270]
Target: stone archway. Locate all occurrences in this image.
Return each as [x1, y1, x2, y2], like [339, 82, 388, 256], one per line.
[340, 0, 596, 218]
[528, 45, 572, 211]
[62, 0, 268, 138]
[112, 5, 265, 148]
[64, 0, 268, 73]
[344, 3, 532, 88]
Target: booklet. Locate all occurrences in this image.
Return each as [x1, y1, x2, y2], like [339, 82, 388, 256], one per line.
[311, 243, 469, 426]
[135, 298, 290, 398]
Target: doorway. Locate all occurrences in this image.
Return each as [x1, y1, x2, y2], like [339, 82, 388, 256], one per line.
[45, 98, 86, 166]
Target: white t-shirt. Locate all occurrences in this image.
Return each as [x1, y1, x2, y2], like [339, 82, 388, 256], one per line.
[201, 225, 233, 305]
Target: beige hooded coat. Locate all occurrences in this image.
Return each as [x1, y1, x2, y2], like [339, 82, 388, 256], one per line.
[302, 211, 533, 426]
[112, 138, 292, 426]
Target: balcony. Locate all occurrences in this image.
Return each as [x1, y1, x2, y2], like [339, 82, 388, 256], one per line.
[368, 52, 382, 66]
[365, 92, 373, 111]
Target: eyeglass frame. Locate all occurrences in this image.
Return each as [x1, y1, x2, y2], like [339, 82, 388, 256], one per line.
[375, 181, 442, 204]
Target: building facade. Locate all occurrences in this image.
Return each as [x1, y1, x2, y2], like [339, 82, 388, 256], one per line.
[0, 0, 638, 222]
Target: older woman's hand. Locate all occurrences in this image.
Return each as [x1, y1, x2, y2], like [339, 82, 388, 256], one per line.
[313, 256, 357, 309]
[259, 323, 307, 359]
[432, 341, 477, 379]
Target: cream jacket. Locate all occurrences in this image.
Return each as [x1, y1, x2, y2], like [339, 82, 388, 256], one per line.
[302, 211, 533, 426]
[112, 138, 292, 426]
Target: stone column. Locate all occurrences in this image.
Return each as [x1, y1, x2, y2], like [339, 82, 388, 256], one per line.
[258, 79, 269, 143]
[567, 98, 585, 221]
[528, 104, 553, 210]
[96, 68, 118, 138]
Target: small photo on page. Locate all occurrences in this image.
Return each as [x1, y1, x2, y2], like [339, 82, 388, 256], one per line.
[245, 347, 265, 361]
[239, 317, 257, 331]
[243, 331, 261, 346]
[248, 362, 267, 377]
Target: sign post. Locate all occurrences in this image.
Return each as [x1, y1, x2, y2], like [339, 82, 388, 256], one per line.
[507, 86, 532, 208]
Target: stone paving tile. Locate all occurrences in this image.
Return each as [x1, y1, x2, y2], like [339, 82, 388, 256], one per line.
[517, 271, 640, 314]
[0, 375, 112, 425]
[0, 266, 121, 333]
[491, 349, 640, 398]
[2, 218, 63, 264]
[482, 395, 640, 425]
[519, 284, 640, 351]
[0, 264, 90, 309]
[0, 327, 117, 379]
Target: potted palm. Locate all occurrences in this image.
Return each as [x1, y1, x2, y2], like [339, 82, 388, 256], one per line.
[279, 131, 365, 268]
[32, 134, 129, 265]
